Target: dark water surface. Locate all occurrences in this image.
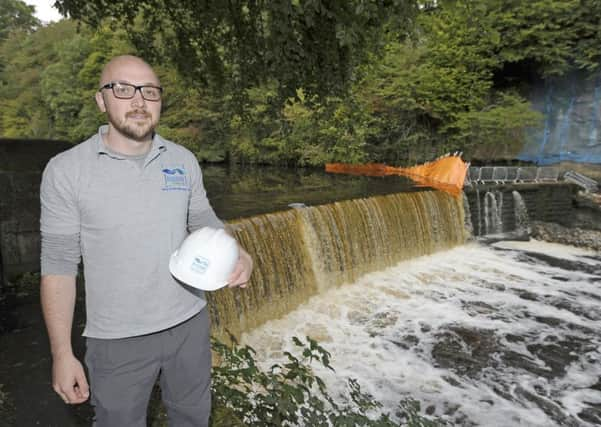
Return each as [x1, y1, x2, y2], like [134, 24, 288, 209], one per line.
[201, 165, 420, 220]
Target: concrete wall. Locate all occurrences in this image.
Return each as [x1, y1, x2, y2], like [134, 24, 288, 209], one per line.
[464, 183, 580, 236]
[0, 139, 71, 291]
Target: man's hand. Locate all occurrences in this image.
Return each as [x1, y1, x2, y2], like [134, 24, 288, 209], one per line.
[227, 246, 253, 288]
[52, 353, 90, 404]
[41, 274, 88, 404]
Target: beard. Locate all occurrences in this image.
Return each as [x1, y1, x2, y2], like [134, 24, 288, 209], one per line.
[107, 108, 158, 142]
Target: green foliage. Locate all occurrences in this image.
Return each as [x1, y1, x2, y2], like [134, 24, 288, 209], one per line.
[426, 0, 601, 78]
[230, 87, 368, 166]
[0, 20, 138, 140]
[40, 34, 94, 140]
[228, 84, 284, 164]
[54, 0, 418, 103]
[2, 0, 599, 164]
[354, 0, 582, 163]
[447, 92, 543, 158]
[357, 42, 438, 164]
[211, 334, 442, 426]
[275, 90, 368, 166]
[0, 0, 39, 41]
[0, 19, 71, 137]
[157, 68, 231, 163]
[486, 0, 600, 77]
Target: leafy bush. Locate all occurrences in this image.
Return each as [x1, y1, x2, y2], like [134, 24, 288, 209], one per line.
[446, 92, 543, 158]
[210, 335, 442, 426]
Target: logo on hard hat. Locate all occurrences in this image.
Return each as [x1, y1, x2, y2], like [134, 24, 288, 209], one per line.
[191, 256, 210, 274]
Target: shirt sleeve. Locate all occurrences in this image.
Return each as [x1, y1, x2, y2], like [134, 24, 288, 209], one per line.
[187, 160, 224, 232]
[40, 157, 81, 276]
[40, 157, 81, 235]
[40, 232, 81, 276]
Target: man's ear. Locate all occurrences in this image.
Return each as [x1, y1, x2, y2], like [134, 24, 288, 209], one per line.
[95, 91, 107, 113]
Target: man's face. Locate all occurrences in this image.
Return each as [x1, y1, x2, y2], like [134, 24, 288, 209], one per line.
[95, 59, 162, 142]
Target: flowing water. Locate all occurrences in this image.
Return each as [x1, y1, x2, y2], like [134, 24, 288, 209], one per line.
[242, 240, 601, 426]
[2, 157, 597, 427]
[208, 190, 466, 337]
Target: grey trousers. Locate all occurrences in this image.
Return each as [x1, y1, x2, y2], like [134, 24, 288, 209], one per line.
[85, 309, 212, 427]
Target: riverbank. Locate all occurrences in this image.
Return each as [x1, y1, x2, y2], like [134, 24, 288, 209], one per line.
[531, 221, 601, 252]
[528, 189, 601, 251]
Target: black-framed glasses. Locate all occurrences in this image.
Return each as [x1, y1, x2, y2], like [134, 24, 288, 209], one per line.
[99, 81, 163, 101]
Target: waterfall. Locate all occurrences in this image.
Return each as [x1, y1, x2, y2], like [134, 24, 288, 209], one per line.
[467, 189, 533, 238]
[484, 191, 503, 235]
[475, 187, 482, 236]
[208, 190, 466, 338]
[462, 192, 474, 238]
[512, 190, 530, 234]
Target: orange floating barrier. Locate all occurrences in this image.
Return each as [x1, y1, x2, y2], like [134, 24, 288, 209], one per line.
[325, 163, 389, 176]
[326, 154, 469, 197]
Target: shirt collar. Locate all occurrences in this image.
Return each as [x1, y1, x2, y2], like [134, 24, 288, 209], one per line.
[95, 125, 166, 161]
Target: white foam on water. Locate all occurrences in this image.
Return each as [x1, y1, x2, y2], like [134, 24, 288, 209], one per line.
[242, 241, 601, 426]
[493, 239, 600, 265]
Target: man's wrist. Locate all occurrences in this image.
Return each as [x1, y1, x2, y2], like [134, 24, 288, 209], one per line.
[51, 346, 74, 360]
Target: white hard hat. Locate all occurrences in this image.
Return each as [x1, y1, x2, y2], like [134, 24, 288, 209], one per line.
[169, 227, 239, 291]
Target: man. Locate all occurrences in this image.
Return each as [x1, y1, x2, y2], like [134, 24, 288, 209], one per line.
[40, 55, 253, 427]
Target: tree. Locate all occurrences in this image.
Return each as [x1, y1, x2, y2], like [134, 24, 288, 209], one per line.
[53, 0, 418, 104]
[448, 91, 543, 158]
[2, 0, 596, 164]
[426, 0, 601, 80]
[0, 21, 81, 137]
[0, 20, 135, 140]
[0, 0, 40, 41]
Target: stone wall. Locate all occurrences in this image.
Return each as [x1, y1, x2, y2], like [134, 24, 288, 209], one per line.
[0, 139, 71, 292]
[516, 184, 580, 226]
[464, 183, 580, 237]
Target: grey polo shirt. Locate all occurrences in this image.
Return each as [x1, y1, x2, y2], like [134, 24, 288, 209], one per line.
[40, 126, 224, 338]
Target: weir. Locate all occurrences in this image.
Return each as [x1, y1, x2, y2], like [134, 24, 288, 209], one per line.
[205, 180, 587, 338]
[207, 190, 466, 338]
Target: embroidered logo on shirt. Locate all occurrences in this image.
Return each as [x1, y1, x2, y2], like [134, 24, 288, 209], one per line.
[191, 256, 210, 274]
[161, 167, 188, 191]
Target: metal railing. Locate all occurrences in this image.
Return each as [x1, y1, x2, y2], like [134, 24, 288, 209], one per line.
[466, 166, 562, 185]
[563, 170, 599, 192]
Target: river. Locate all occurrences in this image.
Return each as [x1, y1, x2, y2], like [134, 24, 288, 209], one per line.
[1, 163, 599, 426]
[201, 165, 419, 220]
[242, 240, 601, 426]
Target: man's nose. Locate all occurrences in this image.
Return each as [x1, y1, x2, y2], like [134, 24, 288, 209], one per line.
[130, 88, 147, 106]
